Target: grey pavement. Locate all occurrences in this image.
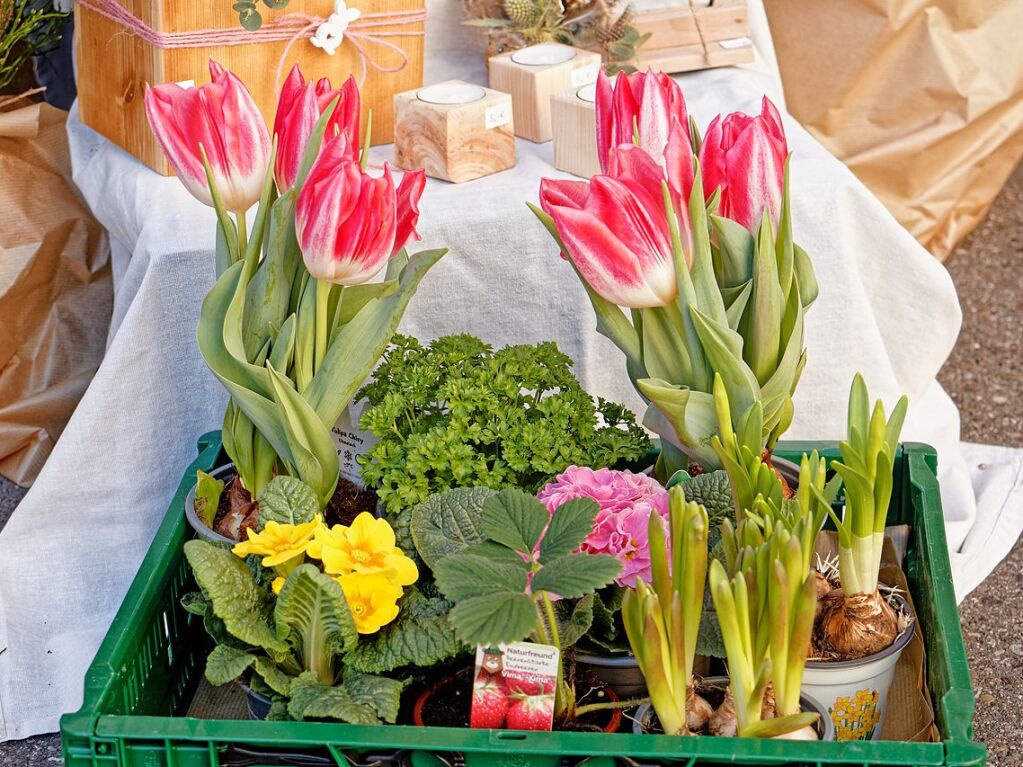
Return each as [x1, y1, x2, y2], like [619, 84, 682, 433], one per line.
[0, 165, 1020, 765]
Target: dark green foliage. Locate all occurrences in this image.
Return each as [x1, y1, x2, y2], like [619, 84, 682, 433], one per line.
[357, 335, 652, 515]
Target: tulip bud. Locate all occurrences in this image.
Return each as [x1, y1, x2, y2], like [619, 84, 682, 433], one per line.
[539, 145, 680, 309]
[295, 134, 425, 286]
[596, 69, 695, 201]
[144, 60, 271, 213]
[699, 96, 787, 231]
[273, 65, 361, 191]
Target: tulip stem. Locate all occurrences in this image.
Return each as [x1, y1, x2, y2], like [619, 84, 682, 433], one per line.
[234, 212, 248, 262]
[314, 279, 331, 370]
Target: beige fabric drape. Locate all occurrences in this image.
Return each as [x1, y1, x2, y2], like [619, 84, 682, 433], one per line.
[765, 0, 1023, 260]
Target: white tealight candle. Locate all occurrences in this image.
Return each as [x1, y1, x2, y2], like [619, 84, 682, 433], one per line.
[511, 43, 577, 67]
[417, 82, 487, 105]
[576, 83, 597, 103]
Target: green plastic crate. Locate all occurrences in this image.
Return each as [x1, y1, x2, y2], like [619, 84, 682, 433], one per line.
[60, 434, 987, 767]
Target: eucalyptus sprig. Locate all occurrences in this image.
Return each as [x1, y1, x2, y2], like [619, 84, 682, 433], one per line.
[231, 0, 290, 31]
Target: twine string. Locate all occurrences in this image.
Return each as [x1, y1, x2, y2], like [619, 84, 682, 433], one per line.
[76, 0, 426, 89]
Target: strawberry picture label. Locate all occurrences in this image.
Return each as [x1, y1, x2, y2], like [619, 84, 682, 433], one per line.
[470, 643, 559, 730]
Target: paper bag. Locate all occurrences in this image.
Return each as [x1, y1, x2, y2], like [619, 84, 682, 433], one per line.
[0, 98, 111, 485]
[765, 0, 1023, 260]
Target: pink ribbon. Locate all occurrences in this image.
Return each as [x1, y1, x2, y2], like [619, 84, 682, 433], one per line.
[76, 0, 426, 89]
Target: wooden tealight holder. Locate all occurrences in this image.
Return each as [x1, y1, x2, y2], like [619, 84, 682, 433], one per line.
[488, 43, 602, 143]
[631, 0, 754, 74]
[393, 81, 516, 183]
[551, 83, 600, 179]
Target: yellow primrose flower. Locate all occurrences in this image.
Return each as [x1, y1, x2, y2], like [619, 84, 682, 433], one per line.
[271, 577, 286, 595]
[232, 514, 322, 568]
[338, 573, 403, 634]
[309, 512, 418, 586]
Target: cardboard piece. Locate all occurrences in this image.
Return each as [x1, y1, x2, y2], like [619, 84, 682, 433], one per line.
[765, 0, 1023, 260]
[0, 99, 112, 486]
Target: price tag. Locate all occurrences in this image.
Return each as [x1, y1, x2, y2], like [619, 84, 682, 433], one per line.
[330, 401, 378, 486]
[485, 103, 511, 130]
[470, 643, 559, 730]
[719, 36, 753, 49]
[571, 64, 599, 88]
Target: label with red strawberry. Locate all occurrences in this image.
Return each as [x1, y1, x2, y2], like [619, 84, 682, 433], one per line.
[470, 643, 559, 731]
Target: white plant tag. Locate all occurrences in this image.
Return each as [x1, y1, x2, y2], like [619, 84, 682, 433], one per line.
[330, 400, 378, 486]
[175, 80, 196, 89]
[571, 64, 599, 88]
[485, 103, 511, 130]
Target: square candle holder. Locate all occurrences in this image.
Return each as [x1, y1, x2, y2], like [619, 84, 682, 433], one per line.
[393, 81, 516, 184]
[488, 43, 602, 143]
[551, 82, 600, 179]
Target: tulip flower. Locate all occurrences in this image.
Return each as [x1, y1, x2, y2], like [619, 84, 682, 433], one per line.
[699, 96, 787, 231]
[273, 65, 361, 191]
[144, 60, 271, 213]
[539, 144, 680, 309]
[595, 69, 695, 201]
[295, 132, 426, 286]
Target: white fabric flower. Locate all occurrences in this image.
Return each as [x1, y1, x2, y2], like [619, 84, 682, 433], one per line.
[311, 0, 362, 55]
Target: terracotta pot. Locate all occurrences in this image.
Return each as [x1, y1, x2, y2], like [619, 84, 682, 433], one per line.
[413, 673, 623, 733]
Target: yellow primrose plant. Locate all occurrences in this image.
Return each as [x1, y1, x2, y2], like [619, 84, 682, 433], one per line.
[182, 475, 465, 721]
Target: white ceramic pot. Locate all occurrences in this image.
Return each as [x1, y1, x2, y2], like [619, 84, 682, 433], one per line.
[801, 594, 915, 741]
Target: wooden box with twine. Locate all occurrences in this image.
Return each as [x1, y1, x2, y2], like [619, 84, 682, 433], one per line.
[630, 0, 753, 74]
[74, 0, 426, 175]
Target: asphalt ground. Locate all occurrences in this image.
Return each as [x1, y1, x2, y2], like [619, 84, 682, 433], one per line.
[0, 166, 1019, 766]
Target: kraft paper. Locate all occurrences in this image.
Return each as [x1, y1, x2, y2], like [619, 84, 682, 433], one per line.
[0, 98, 111, 485]
[765, 0, 1023, 260]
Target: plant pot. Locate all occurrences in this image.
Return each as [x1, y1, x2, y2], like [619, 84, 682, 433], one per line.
[413, 671, 623, 733]
[239, 683, 272, 721]
[183, 463, 238, 545]
[801, 593, 915, 741]
[632, 676, 835, 741]
[574, 652, 646, 699]
[771, 454, 801, 490]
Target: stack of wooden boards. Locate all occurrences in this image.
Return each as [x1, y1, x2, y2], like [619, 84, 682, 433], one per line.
[631, 0, 753, 74]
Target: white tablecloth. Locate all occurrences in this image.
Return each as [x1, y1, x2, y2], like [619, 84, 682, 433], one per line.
[0, 0, 1019, 741]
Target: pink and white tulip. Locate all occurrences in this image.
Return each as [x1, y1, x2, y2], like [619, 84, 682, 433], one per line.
[273, 65, 361, 191]
[699, 96, 788, 231]
[144, 61, 271, 213]
[540, 144, 680, 309]
[595, 69, 695, 201]
[295, 133, 425, 285]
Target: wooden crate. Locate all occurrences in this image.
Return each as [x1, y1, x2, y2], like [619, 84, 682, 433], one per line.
[75, 0, 425, 175]
[631, 0, 753, 73]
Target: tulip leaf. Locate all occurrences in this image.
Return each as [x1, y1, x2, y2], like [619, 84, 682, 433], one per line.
[775, 159, 795, 303]
[640, 305, 691, 385]
[793, 243, 818, 308]
[305, 248, 447, 430]
[638, 382, 721, 470]
[335, 280, 400, 329]
[539, 497, 600, 563]
[689, 308, 760, 425]
[687, 161, 728, 328]
[745, 217, 784, 386]
[710, 215, 755, 289]
[722, 281, 753, 332]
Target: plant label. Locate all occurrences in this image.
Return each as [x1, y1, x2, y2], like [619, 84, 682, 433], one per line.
[471, 643, 559, 731]
[330, 400, 378, 487]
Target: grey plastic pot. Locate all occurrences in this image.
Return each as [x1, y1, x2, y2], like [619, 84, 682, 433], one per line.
[801, 593, 915, 741]
[632, 676, 835, 741]
[575, 652, 647, 699]
[183, 463, 238, 545]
